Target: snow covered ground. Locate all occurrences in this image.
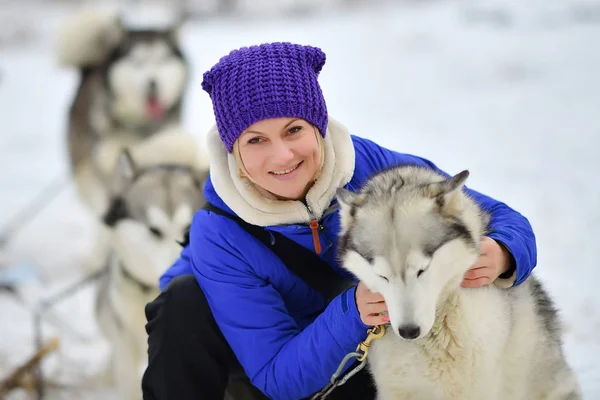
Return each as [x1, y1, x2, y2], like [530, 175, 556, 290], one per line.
[1, 0, 599, 398]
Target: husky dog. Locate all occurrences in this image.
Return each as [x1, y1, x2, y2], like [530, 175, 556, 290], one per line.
[95, 131, 208, 399]
[336, 166, 581, 400]
[57, 10, 189, 217]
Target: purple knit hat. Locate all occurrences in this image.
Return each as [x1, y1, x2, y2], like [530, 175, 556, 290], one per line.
[201, 42, 328, 153]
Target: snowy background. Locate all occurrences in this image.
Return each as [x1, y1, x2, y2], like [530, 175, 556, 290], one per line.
[1, 0, 599, 398]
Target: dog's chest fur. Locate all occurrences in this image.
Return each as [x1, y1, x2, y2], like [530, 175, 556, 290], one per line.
[368, 288, 515, 400]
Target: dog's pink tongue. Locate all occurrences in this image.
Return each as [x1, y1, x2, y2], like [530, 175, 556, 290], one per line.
[147, 98, 165, 120]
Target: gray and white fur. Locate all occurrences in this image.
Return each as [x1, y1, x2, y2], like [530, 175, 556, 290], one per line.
[95, 141, 207, 399]
[57, 10, 189, 217]
[336, 166, 581, 400]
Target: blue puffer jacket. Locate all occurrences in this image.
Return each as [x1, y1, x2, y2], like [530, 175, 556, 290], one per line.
[160, 127, 536, 400]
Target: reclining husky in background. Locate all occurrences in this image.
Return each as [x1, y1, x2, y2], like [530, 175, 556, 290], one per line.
[336, 166, 581, 400]
[95, 130, 208, 399]
[57, 9, 189, 218]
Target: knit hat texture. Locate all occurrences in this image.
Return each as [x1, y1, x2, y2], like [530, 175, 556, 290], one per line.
[201, 42, 328, 152]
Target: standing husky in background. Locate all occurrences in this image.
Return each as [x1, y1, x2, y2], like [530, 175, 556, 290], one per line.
[95, 130, 208, 400]
[336, 166, 581, 400]
[57, 10, 189, 217]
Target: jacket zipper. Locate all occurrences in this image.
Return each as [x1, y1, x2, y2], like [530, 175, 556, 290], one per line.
[305, 203, 322, 254]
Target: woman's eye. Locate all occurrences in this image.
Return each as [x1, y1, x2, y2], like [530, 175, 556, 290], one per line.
[248, 137, 261, 144]
[288, 126, 302, 135]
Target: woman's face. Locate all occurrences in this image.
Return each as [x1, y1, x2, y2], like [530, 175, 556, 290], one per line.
[237, 117, 322, 200]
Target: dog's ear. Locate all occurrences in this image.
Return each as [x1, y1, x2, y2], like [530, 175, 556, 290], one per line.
[103, 147, 134, 228]
[117, 148, 136, 180]
[110, 148, 137, 194]
[168, 16, 186, 44]
[336, 187, 366, 232]
[102, 13, 127, 57]
[192, 167, 209, 191]
[336, 187, 366, 208]
[425, 170, 469, 214]
[114, 13, 126, 33]
[103, 196, 129, 227]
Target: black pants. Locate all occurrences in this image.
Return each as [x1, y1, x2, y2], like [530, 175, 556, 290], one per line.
[142, 275, 377, 400]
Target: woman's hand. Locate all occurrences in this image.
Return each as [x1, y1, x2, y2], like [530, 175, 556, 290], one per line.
[355, 282, 388, 326]
[461, 236, 513, 288]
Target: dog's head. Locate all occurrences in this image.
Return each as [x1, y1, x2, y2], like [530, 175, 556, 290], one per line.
[103, 149, 206, 288]
[337, 166, 488, 340]
[106, 25, 188, 127]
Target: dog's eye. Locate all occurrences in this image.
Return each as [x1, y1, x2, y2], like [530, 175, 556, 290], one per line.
[377, 274, 389, 282]
[148, 226, 163, 239]
[417, 269, 425, 278]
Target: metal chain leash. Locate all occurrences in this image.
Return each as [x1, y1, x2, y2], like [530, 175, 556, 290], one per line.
[310, 324, 386, 400]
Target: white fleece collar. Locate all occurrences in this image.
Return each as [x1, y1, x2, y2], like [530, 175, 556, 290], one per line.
[206, 117, 356, 226]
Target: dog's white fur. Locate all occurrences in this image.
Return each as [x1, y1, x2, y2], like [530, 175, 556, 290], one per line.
[95, 129, 208, 399]
[337, 166, 581, 400]
[58, 9, 188, 218]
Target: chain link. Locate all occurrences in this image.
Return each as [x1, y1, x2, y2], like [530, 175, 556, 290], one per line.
[310, 325, 386, 399]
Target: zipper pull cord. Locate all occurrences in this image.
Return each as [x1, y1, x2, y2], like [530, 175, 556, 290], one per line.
[305, 203, 322, 254]
[309, 219, 322, 254]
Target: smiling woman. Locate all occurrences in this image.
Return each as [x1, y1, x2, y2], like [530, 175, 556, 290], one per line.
[233, 117, 324, 200]
[142, 42, 538, 400]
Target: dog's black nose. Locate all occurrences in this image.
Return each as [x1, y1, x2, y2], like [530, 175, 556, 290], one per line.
[398, 325, 420, 339]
